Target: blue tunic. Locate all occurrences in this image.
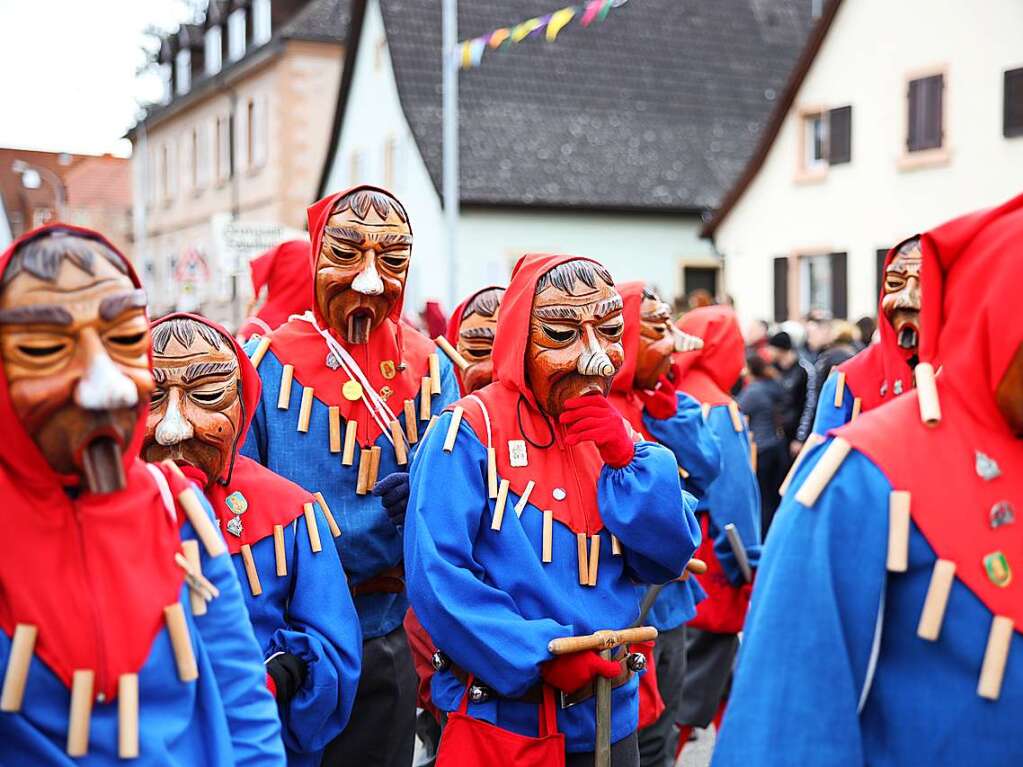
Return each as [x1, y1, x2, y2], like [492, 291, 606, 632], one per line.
[811, 371, 854, 436]
[229, 502, 362, 766]
[0, 490, 286, 766]
[713, 440, 1023, 766]
[640, 392, 723, 631]
[241, 344, 459, 638]
[699, 405, 762, 584]
[405, 412, 700, 753]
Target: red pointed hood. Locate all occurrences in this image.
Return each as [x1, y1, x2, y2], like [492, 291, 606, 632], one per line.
[673, 305, 744, 405]
[839, 191, 1023, 629]
[0, 223, 186, 700]
[241, 239, 312, 337]
[151, 312, 310, 553]
[446, 284, 504, 394]
[610, 281, 645, 396]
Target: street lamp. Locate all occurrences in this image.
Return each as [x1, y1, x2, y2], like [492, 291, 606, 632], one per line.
[11, 159, 67, 221]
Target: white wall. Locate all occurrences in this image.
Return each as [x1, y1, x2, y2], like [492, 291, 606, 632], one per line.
[715, 0, 1023, 327]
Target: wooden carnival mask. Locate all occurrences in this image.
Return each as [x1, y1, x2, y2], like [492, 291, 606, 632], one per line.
[0, 230, 152, 493]
[635, 289, 678, 390]
[882, 238, 923, 352]
[143, 318, 242, 489]
[527, 260, 624, 416]
[315, 189, 412, 344]
[456, 287, 505, 393]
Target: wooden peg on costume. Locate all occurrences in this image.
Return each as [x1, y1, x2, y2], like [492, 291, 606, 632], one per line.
[297, 386, 314, 432]
[277, 365, 294, 410]
[429, 353, 441, 394]
[793, 437, 851, 507]
[66, 669, 94, 757]
[487, 447, 498, 499]
[303, 502, 323, 553]
[390, 420, 408, 465]
[368, 446, 382, 488]
[422, 415, 440, 441]
[0, 623, 37, 712]
[978, 616, 1014, 700]
[171, 473, 226, 558]
[249, 336, 271, 368]
[587, 535, 600, 586]
[314, 491, 342, 537]
[778, 433, 824, 496]
[355, 448, 371, 495]
[700, 403, 711, 420]
[404, 399, 419, 443]
[164, 603, 199, 682]
[577, 533, 589, 585]
[542, 510, 553, 563]
[491, 479, 510, 531]
[834, 371, 846, 408]
[273, 524, 287, 576]
[435, 336, 470, 371]
[886, 491, 911, 572]
[917, 559, 956, 641]
[342, 420, 358, 466]
[181, 539, 207, 615]
[240, 544, 262, 596]
[611, 535, 622, 556]
[118, 673, 139, 759]
[915, 363, 942, 426]
[443, 406, 464, 452]
[514, 480, 535, 517]
[851, 397, 862, 420]
[727, 401, 743, 432]
[328, 407, 342, 452]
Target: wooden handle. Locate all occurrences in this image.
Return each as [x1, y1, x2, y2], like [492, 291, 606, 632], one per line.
[684, 558, 708, 575]
[548, 626, 658, 655]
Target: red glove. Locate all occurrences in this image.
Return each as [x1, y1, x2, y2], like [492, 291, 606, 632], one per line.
[637, 374, 678, 420]
[541, 650, 621, 694]
[559, 396, 635, 468]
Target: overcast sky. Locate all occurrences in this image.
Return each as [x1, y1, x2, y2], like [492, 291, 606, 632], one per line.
[0, 0, 197, 157]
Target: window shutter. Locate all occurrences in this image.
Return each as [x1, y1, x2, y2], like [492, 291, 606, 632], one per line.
[1004, 67, 1023, 138]
[830, 252, 848, 319]
[773, 256, 789, 323]
[908, 75, 943, 151]
[876, 248, 889, 301]
[828, 106, 852, 164]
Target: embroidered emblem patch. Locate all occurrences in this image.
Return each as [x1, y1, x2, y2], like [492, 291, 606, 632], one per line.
[976, 451, 1002, 481]
[225, 491, 248, 515]
[380, 360, 397, 379]
[989, 501, 1015, 529]
[508, 440, 528, 467]
[983, 551, 1012, 588]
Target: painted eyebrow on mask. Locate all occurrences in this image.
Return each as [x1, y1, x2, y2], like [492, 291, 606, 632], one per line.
[323, 227, 413, 247]
[99, 289, 147, 321]
[0, 304, 73, 325]
[182, 361, 238, 384]
[460, 326, 495, 341]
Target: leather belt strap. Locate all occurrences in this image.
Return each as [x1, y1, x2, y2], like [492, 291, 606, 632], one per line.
[350, 563, 405, 597]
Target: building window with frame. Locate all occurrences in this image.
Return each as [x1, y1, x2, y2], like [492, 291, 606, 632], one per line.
[216, 116, 232, 184]
[803, 112, 827, 170]
[1004, 67, 1023, 138]
[195, 123, 210, 190]
[799, 106, 852, 172]
[205, 26, 222, 75]
[228, 9, 247, 62]
[907, 73, 944, 152]
[798, 252, 847, 319]
[175, 49, 191, 95]
[252, 0, 271, 45]
[250, 96, 268, 169]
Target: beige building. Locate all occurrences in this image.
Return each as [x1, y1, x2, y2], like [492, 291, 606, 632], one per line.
[130, 0, 349, 326]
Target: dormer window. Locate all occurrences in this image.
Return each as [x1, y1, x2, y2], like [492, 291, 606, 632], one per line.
[252, 0, 271, 46]
[228, 9, 247, 62]
[205, 27, 222, 75]
[175, 49, 191, 95]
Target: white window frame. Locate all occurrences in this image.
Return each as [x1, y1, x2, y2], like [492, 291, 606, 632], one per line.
[175, 49, 191, 95]
[798, 253, 832, 316]
[803, 112, 827, 170]
[252, 0, 272, 45]
[205, 27, 222, 75]
[228, 9, 247, 62]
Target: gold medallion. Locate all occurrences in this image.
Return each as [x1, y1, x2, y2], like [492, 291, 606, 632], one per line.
[342, 380, 364, 401]
[380, 360, 397, 379]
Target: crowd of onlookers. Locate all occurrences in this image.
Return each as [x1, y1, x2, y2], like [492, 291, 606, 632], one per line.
[734, 308, 878, 537]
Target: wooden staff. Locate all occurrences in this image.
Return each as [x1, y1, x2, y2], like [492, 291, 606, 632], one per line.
[66, 669, 94, 757]
[164, 603, 199, 682]
[240, 544, 262, 596]
[118, 673, 139, 759]
[273, 524, 287, 577]
[314, 491, 342, 537]
[435, 336, 469, 371]
[249, 336, 271, 368]
[297, 386, 314, 432]
[303, 502, 323, 553]
[0, 623, 37, 712]
[277, 364, 294, 410]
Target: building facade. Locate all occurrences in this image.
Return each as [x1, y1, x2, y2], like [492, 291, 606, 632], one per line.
[131, 0, 349, 326]
[706, 0, 1023, 328]
[320, 0, 812, 314]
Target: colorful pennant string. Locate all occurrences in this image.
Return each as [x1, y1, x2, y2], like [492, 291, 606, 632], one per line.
[457, 0, 629, 70]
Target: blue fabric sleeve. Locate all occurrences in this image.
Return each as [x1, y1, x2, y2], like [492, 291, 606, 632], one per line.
[811, 372, 853, 437]
[704, 408, 761, 584]
[643, 392, 723, 498]
[269, 504, 362, 754]
[405, 414, 572, 699]
[599, 441, 700, 585]
[713, 441, 888, 766]
[185, 491, 286, 766]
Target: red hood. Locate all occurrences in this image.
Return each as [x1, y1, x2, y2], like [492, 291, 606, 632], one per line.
[446, 284, 504, 394]
[673, 305, 744, 405]
[839, 191, 1023, 630]
[610, 281, 645, 395]
[0, 223, 150, 490]
[150, 312, 261, 485]
[245, 239, 312, 333]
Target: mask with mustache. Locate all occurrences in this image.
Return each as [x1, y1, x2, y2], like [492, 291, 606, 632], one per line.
[456, 287, 504, 394]
[526, 260, 624, 416]
[882, 239, 923, 353]
[143, 318, 242, 490]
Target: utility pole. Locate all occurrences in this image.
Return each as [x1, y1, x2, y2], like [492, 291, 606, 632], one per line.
[442, 0, 459, 308]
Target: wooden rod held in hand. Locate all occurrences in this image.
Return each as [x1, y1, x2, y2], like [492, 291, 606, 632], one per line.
[548, 626, 658, 655]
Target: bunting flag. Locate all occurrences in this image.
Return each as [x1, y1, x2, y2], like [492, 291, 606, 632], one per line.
[457, 0, 630, 70]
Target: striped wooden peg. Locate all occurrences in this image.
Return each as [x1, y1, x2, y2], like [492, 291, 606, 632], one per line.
[328, 407, 342, 452]
[793, 437, 851, 508]
[542, 510, 553, 563]
[0, 623, 37, 712]
[443, 406, 464, 452]
[303, 502, 323, 553]
[342, 420, 358, 466]
[978, 616, 1014, 700]
[66, 669, 94, 757]
[240, 544, 262, 596]
[297, 387, 314, 433]
[487, 447, 498, 499]
[435, 335, 469, 371]
[404, 399, 419, 444]
[390, 420, 408, 466]
[368, 446, 382, 488]
[355, 447, 371, 495]
[917, 559, 956, 641]
[886, 491, 911, 572]
[850, 397, 862, 421]
[117, 673, 139, 759]
[429, 353, 441, 394]
[576, 533, 589, 586]
[778, 433, 824, 496]
[513, 480, 535, 517]
[314, 491, 342, 537]
[273, 525, 287, 576]
[178, 486, 226, 557]
[491, 479, 511, 531]
[420, 377, 432, 421]
[727, 401, 743, 432]
[249, 336, 271, 368]
[277, 364, 294, 410]
[164, 603, 199, 682]
[587, 535, 600, 586]
[834, 371, 846, 408]
[181, 539, 206, 616]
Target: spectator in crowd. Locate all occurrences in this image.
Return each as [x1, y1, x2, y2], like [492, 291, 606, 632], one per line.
[814, 320, 859, 384]
[737, 354, 788, 534]
[745, 319, 771, 363]
[854, 315, 877, 350]
[803, 309, 833, 364]
[767, 331, 818, 458]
